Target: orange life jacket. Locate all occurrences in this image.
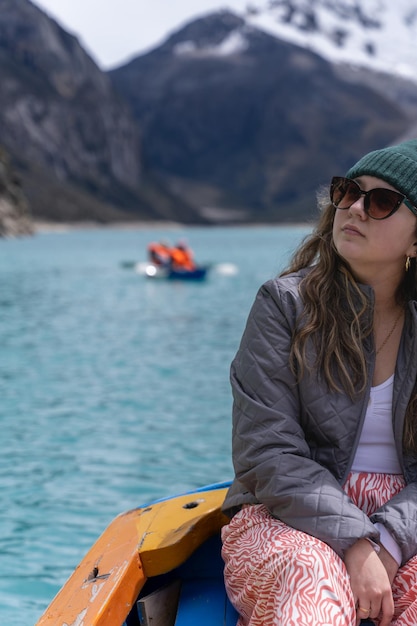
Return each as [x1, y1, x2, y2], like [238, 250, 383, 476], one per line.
[170, 246, 195, 271]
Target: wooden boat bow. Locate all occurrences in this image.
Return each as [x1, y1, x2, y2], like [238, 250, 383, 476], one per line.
[35, 485, 229, 626]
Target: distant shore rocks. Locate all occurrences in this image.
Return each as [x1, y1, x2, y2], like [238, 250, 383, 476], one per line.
[0, 148, 33, 237]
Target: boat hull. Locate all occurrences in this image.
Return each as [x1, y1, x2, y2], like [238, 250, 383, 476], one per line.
[35, 482, 232, 626]
[138, 263, 209, 280]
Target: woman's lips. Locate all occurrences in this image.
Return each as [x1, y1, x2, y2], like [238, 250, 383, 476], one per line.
[342, 224, 364, 236]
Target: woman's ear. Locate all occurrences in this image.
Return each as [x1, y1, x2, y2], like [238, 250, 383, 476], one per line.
[409, 243, 417, 256]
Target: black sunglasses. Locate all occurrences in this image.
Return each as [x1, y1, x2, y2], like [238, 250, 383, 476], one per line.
[330, 176, 417, 220]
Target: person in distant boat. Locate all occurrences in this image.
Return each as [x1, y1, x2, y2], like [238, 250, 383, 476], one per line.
[170, 240, 196, 271]
[147, 241, 172, 267]
[221, 139, 417, 626]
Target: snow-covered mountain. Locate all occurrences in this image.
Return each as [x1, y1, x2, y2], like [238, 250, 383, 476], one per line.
[213, 0, 417, 82]
[110, 7, 413, 223]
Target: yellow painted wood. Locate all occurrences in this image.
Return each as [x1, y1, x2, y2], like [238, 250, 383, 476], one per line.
[136, 487, 229, 577]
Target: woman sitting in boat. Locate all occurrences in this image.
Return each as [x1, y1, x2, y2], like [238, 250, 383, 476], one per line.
[222, 139, 417, 626]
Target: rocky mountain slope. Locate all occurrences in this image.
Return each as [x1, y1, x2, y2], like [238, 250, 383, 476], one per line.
[0, 0, 202, 234]
[109, 11, 413, 223]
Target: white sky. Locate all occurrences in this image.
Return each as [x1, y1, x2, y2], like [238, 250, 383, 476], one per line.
[31, 0, 248, 69]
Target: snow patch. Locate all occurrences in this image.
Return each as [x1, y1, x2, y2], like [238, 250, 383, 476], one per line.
[173, 30, 249, 57]
[241, 0, 417, 82]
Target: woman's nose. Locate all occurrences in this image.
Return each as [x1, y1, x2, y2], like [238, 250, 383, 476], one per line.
[348, 196, 367, 219]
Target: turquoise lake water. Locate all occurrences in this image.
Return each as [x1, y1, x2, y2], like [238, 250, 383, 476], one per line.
[0, 224, 310, 625]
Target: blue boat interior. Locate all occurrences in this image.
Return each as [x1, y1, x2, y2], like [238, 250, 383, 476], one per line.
[123, 533, 238, 626]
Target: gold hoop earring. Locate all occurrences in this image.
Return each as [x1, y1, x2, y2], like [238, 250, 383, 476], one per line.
[406, 256, 411, 272]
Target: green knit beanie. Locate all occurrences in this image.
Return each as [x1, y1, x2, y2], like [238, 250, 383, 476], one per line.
[346, 139, 417, 212]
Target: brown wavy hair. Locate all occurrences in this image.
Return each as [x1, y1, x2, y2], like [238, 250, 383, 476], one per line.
[280, 188, 417, 450]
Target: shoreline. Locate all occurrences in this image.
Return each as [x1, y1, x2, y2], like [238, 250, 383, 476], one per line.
[33, 219, 312, 233]
[32, 219, 184, 233]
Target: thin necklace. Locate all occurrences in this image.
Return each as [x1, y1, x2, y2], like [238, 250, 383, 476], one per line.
[375, 309, 403, 355]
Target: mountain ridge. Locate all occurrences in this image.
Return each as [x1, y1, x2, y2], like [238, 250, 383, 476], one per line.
[109, 9, 414, 223]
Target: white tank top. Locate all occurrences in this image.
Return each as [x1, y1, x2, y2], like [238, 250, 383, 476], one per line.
[351, 374, 402, 474]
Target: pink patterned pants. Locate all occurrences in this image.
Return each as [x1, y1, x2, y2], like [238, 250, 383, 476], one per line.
[221, 473, 417, 626]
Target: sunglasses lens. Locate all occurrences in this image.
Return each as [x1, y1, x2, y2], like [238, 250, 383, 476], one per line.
[330, 177, 360, 208]
[367, 188, 401, 219]
[330, 177, 404, 219]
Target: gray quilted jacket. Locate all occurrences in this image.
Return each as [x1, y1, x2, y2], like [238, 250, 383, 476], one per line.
[223, 269, 417, 565]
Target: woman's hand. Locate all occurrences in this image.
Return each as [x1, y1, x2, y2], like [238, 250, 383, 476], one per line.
[344, 538, 394, 626]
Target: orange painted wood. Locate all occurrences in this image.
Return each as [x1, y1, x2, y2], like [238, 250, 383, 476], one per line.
[35, 507, 146, 626]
